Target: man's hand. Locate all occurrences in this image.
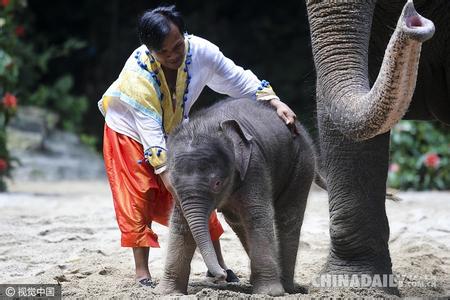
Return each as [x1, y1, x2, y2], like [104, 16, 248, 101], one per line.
[269, 98, 299, 135]
[269, 98, 297, 125]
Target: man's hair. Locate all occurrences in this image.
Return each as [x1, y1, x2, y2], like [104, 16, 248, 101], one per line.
[138, 5, 185, 51]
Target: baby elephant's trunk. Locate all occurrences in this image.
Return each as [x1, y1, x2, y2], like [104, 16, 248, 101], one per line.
[180, 198, 227, 281]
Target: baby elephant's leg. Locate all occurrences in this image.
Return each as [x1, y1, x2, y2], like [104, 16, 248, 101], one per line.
[274, 163, 313, 293]
[156, 204, 196, 295]
[240, 194, 285, 296]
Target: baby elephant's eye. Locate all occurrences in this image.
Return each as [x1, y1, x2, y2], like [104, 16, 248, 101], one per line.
[210, 178, 223, 193]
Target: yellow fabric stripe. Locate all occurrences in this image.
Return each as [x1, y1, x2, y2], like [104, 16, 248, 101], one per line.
[149, 39, 189, 134]
[118, 70, 162, 115]
[102, 95, 111, 112]
[256, 86, 278, 101]
[145, 147, 167, 168]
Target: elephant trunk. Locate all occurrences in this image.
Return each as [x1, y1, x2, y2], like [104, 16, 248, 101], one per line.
[180, 197, 227, 281]
[306, 0, 434, 141]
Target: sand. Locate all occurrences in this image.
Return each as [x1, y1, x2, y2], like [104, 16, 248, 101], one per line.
[1, 180, 449, 299]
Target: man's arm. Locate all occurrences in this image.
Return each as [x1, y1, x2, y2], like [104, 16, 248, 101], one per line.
[202, 39, 296, 125]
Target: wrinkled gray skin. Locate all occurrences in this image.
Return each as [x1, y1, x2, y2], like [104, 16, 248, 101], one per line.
[306, 0, 448, 293]
[156, 99, 315, 296]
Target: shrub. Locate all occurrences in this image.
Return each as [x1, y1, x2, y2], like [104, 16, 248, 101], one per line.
[0, 0, 87, 191]
[0, 0, 22, 190]
[388, 121, 450, 191]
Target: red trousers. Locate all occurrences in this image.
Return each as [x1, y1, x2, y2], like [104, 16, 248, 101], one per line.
[103, 124, 224, 247]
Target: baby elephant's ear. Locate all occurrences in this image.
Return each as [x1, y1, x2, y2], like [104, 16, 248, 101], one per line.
[220, 119, 253, 181]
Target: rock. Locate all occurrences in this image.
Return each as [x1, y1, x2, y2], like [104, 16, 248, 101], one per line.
[6, 106, 59, 151]
[9, 130, 106, 181]
[6, 128, 45, 152]
[6, 106, 105, 181]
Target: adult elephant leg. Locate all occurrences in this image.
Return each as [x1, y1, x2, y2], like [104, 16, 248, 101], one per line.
[156, 204, 196, 295]
[305, 0, 434, 294]
[318, 106, 394, 283]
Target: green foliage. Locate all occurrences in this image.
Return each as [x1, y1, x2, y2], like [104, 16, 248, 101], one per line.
[0, 0, 88, 191]
[0, 101, 16, 191]
[388, 121, 450, 191]
[1, 1, 87, 125]
[0, 0, 23, 191]
[29, 75, 89, 132]
[80, 134, 98, 152]
[15, 39, 88, 132]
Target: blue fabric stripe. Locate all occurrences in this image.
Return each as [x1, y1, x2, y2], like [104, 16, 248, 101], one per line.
[118, 93, 162, 125]
[103, 90, 121, 98]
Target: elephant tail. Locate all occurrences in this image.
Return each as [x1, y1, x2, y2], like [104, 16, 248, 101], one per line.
[386, 190, 403, 202]
[313, 172, 401, 202]
[314, 171, 327, 191]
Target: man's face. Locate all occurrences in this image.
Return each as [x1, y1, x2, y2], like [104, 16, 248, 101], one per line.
[152, 22, 185, 70]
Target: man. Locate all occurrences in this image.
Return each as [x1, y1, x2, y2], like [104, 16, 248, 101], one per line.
[99, 5, 296, 287]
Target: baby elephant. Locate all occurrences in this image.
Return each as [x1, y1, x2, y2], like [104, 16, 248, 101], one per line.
[157, 98, 315, 296]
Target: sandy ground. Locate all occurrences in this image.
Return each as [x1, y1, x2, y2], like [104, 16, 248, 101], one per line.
[1, 180, 449, 299]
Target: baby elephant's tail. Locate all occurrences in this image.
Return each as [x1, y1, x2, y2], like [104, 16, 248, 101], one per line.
[314, 171, 327, 191]
[313, 170, 402, 202]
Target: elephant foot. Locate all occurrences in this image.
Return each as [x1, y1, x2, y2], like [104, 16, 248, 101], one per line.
[310, 255, 400, 296]
[154, 279, 187, 296]
[282, 281, 308, 294]
[325, 253, 395, 279]
[253, 281, 285, 296]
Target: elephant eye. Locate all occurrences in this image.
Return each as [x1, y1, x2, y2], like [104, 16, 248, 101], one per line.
[210, 177, 224, 193]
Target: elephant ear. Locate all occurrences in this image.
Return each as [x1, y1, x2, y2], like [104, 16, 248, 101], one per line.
[220, 119, 253, 181]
